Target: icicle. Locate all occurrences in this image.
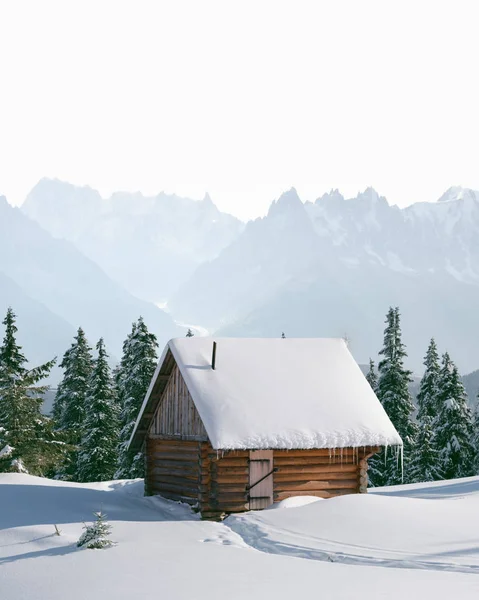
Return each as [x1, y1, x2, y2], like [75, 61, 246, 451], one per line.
[401, 444, 404, 483]
[384, 443, 388, 466]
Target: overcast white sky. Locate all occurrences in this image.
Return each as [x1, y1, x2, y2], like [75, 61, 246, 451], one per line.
[0, 0, 478, 220]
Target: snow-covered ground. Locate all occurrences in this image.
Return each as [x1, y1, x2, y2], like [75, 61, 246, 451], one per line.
[1, 474, 478, 599]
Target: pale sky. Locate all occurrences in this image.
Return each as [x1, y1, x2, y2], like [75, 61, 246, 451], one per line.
[0, 0, 478, 221]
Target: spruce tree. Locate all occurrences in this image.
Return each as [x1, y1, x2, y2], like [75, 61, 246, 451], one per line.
[410, 415, 442, 483]
[53, 328, 93, 430]
[409, 338, 442, 484]
[435, 353, 475, 479]
[0, 308, 56, 473]
[365, 359, 378, 393]
[116, 317, 158, 479]
[77, 511, 114, 549]
[186, 328, 194, 337]
[77, 339, 118, 482]
[416, 338, 441, 422]
[369, 307, 416, 486]
[52, 328, 93, 479]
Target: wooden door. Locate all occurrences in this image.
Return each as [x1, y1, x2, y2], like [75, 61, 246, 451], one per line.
[248, 450, 274, 510]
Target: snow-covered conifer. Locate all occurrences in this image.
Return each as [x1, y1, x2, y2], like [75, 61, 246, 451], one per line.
[435, 353, 475, 479]
[77, 339, 119, 482]
[409, 338, 442, 483]
[53, 328, 93, 430]
[365, 359, 378, 393]
[0, 307, 55, 473]
[410, 415, 442, 483]
[416, 338, 441, 422]
[116, 317, 158, 479]
[186, 328, 194, 337]
[52, 328, 93, 479]
[369, 307, 416, 486]
[77, 511, 114, 549]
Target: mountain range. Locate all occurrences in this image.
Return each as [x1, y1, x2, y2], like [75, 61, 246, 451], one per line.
[23, 179, 243, 303]
[170, 186, 479, 375]
[3, 178, 479, 387]
[0, 194, 182, 381]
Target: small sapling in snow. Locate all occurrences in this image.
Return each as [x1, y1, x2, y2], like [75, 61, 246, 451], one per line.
[77, 511, 114, 549]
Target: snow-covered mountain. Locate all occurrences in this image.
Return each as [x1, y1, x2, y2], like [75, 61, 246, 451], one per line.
[22, 179, 244, 302]
[170, 186, 479, 373]
[20, 180, 479, 373]
[0, 196, 181, 379]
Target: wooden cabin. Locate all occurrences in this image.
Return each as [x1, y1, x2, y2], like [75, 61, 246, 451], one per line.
[129, 337, 402, 519]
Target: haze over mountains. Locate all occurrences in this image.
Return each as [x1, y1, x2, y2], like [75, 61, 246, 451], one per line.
[4, 178, 479, 381]
[0, 193, 181, 380]
[23, 179, 243, 302]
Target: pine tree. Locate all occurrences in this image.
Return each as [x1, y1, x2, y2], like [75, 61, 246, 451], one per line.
[116, 317, 158, 479]
[77, 339, 119, 482]
[77, 511, 114, 549]
[186, 328, 194, 337]
[365, 359, 378, 393]
[53, 328, 93, 430]
[410, 415, 442, 483]
[416, 338, 441, 422]
[0, 308, 56, 473]
[435, 353, 475, 480]
[408, 338, 442, 484]
[52, 328, 93, 479]
[369, 307, 416, 486]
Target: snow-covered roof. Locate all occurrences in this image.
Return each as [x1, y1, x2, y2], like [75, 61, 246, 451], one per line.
[130, 337, 402, 451]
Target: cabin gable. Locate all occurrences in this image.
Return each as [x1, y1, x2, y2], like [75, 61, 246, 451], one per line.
[149, 362, 208, 441]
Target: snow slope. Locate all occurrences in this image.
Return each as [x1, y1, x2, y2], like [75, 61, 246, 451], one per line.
[1, 475, 478, 599]
[227, 477, 479, 573]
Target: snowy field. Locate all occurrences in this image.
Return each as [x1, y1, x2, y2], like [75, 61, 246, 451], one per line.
[1, 474, 479, 599]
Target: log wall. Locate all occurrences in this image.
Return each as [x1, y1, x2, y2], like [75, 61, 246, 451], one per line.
[145, 438, 378, 519]
[272, 447, 376, 501]
[198, 445, 378, 519]
[145, 438, 202, 503]
[199, 448, 249, 518]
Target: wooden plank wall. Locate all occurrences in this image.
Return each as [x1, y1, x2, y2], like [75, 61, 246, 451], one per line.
[198, 446, 377, 519]
[145, 440, 378, 519]
[150, 364, 208, 440]
[272, 447, 376, 501]
[145, 438, 202, 503]
[199, 447, 249, 519]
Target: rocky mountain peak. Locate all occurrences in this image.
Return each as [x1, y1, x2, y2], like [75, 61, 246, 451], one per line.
[267, 187, 304, 217]
[316, 189, 345, 206]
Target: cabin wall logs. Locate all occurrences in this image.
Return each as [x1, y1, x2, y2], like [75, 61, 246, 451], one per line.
[145, 438, 203, 501]
[272, 448, 374, 501]
[145, 439, 378, 518]
[149, 364, 208, 440]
